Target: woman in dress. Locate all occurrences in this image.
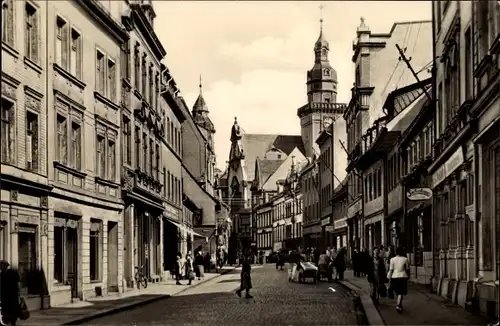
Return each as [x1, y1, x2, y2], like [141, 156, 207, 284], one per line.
[236, 256, 253, 299]
[317, 250, 329, 281]
[366, 246, 388, 304]
[184, 251, 194, 285]
[0, 260, 21, 326]
[387, 246, 409, 313]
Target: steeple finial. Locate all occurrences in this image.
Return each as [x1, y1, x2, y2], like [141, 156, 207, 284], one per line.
[319, 4, 325, 31]
[199, 74, 203, 92]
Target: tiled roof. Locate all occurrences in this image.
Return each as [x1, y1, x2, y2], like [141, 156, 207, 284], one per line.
[241, 134, 305, 181]
[256, 158, 284, 188]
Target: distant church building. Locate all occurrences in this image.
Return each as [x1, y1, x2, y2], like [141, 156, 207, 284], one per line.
[220, 17, 347, 259]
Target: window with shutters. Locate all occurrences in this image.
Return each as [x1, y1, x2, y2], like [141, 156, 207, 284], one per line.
[149, 138, 154, 176]
[135, 125, 141, 169]
[2, 0, 15, 46]
[1, 97, 15, 164]
[134, 43, 140, 90]
[96, 134, 105, 178]
[25, 2, 38, 63]
[141, 55, 147, 96]
[89, 219, 102, 281]
[167, 170, 171, 200]
[464, 27, 473, 101]
[56, 114, 68, 164]
[108, 137, 116, 181]
[123, 116, 131, 165]
[70, 121, 81, 170]
[96, 50, 105, 94]
[155, 143, 160, 180]
[26, 111, 38, 172]
[107, 59, 116, 101]
[148, 64, 153, 105]
[55, 17, 67, 68]
[143, 133, 148, 173]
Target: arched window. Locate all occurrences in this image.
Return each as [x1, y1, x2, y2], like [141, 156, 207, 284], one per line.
[324, 69, 330, 76]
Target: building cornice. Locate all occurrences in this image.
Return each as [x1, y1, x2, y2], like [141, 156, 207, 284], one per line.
[76, 0, 129, 43]
[129, 4, 166, 61]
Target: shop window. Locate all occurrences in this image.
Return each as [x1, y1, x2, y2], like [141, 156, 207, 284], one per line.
[53, 217, 79, 286]
[18, 225, 37, 295]
[90, 219, 102, 281]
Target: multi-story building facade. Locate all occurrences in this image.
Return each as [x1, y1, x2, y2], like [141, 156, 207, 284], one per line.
[300, 160, 320, 248]
[256, 201, 273, 258]
[345, 18, 432, 252]
[331, 181, 348, 253]
[1, 0, 50, 310]
[120, 1, 167, 288]
[429, 0, 499, 317]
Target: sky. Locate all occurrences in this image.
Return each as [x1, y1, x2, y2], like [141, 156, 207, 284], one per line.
[154, 1, 432, 170]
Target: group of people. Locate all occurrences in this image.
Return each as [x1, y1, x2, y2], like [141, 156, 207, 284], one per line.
[353, 245, 410, 313]
[174, 250, 212, 286]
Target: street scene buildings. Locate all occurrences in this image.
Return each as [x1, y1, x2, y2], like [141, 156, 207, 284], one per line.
[0, 0, 499, 324]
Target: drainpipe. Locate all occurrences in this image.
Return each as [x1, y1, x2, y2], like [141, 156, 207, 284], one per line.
[430, 0, 438, 285]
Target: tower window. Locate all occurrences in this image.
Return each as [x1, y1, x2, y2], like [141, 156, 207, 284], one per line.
[324, 69, 330, 76]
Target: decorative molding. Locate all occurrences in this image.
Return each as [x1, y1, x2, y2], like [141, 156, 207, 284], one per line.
[54, 89, 86, 112]
[53, 63, 86, 89]
[24, 56, 42, 74]
[94, 91, 120, 111]
[53, 161, 87, 178]
[23, 85, 43, 100]
[129, 5, 166, 61]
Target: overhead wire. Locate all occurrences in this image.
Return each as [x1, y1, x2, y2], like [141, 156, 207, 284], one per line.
[394, 21, 422, 88]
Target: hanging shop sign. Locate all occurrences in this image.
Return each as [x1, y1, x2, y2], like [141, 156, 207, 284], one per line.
[406, 188, 433, 201]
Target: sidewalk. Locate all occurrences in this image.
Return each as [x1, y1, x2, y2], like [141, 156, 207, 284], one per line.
[19, 267, 235, 326]
[340, 270, 489, 325]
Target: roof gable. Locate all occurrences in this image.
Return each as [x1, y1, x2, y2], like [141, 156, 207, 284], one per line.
[241, 134, 305, 181]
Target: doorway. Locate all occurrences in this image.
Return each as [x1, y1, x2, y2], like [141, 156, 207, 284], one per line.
[107, 221, 119, 292]
[163, 220, 178, 272]
[66, 227, 78, 298]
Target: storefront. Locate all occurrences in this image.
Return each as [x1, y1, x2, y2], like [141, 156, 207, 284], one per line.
[347, 197, 362, 250]
[430, 145, 474, 304]
[332, 217, 348, 250]
[303, 223, 321, 249]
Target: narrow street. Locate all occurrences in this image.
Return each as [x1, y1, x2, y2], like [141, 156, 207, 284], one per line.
[83, 265, 363, 325]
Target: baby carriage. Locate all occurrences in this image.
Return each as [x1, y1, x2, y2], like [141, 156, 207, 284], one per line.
[297, 261, 318, 284]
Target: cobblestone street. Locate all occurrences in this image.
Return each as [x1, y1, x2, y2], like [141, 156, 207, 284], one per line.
[83, 265, 362, 325]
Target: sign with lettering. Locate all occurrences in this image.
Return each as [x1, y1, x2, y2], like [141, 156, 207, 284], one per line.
[321, 217, 330, 226]
[432, 148, 464, 187]
[334, 217, 348, 229]
[347, 198, 362, 218]
[406, 188, 433, 201]
[325, 225, 334, 232]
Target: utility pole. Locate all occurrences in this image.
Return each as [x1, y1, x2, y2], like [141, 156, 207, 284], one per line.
[395, 43, 432, 102]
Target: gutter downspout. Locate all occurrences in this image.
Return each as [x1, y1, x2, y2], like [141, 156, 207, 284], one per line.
[430, 0, 438, 290]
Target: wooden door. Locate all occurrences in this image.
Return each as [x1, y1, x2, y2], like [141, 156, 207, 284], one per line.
[66, 227, 78, 298]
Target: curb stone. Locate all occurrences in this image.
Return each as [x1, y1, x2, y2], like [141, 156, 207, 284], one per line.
[339, 280, 386, 326]
[62, 268, 235, 325]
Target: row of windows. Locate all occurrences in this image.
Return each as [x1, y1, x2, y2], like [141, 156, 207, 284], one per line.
[1, 98, 39, 171]
[272, 223, 303, 243]
[363, 168, 382, 203]
[166, 116, 182, 156]
[164, 169, 182, 206]
[256, 211, 272, 229]
[406, 123, 433, 174]
[319, 147, 332, 173]
[304, 202, 320, 223]
[133, 125, 160, 180]
[257, 232, 272, 249]
[272, 199, 302, 222]
[387, 154, 402, 192]
[133, 43, 161, 109]
[320, 184, 332, 210]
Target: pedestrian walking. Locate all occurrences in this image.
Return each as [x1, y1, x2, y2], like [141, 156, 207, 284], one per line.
[236, 256, 253, 299]
[352, 248, 360, 277]
[334, 247, 346, 281]
[366, 246, 388, 304]
[387, 246, 409, 313]
[194, 251, 205, 280]
[386, 245, 396, 299]
[175, 254, 183, 285]
[318, 250, 329, 281]
[0, 260, 21, 326]
[184, 251, 195, 285]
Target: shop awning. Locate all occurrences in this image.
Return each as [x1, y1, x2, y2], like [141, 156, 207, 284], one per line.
[165, 219, 208, 242]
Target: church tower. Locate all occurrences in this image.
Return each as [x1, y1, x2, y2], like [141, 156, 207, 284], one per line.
[192, 76, 216, 149]
[297, 11, 346, 158]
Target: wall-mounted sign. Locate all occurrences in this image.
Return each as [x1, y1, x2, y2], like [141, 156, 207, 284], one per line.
[334, 217, 348, 229]
[432, 148, 464, 188]
[325, 225, 334, 232]
[406, 188, 433, 201]
[347, 198, 362, 218]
